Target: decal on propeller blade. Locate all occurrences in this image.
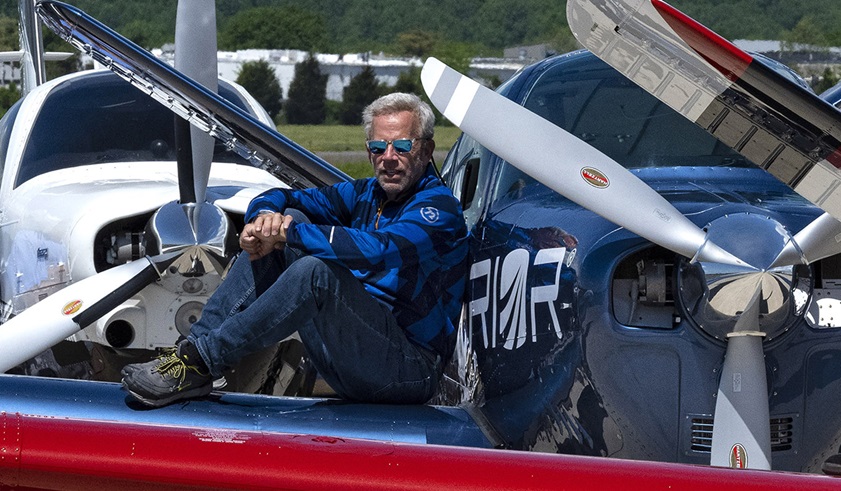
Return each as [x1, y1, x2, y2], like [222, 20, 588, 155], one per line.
[62, 300, 83, 316]
[581, 167, 609, 188]
[730, 443, 748, 469]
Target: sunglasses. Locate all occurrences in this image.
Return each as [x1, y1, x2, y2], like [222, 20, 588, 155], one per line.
[366, 138, 423, 155]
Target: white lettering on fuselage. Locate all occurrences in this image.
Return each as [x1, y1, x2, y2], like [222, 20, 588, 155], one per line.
[469, 247, 569, 350]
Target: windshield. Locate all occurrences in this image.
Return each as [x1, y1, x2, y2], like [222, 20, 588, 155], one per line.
[520, 54, 748, 169]
[16, 71, 258, 187]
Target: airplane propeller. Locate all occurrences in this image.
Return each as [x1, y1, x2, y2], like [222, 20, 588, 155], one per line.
[421, 57, 840, 471]
[560, 0, 841, 470]
[174, 0, 216, 205]
[0, 0, 234, 372]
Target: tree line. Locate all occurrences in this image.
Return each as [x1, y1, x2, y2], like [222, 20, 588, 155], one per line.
[3, 0, 840, 58]
[237, 57, 429, 126]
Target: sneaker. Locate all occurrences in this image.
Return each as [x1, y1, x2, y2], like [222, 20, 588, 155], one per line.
[122, 340, 213, 407]
[122, 346, 227, 390]
[120, 345, 178, 380]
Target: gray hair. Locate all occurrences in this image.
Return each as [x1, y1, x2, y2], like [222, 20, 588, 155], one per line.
[362, 92, 435, 140]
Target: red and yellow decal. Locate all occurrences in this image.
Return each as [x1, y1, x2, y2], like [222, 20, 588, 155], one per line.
[62, 300, 83, 316]
[581, 167, 609, 188]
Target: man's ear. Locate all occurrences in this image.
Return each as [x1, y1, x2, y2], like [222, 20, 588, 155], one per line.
[425, 139, 436, 160]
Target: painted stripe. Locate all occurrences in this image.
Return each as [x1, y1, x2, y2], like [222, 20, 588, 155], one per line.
[652, 0, 752, 81]
[827, 147, 841, 170]
[422, 57, 460, 120]
[446, 76, 480, 127]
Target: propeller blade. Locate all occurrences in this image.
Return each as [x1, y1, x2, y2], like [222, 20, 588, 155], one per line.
[18, 0, 47, 94]
[0, 256, 169, 372]
[421, 57, 743, 266]
[175, 0, 217, 204]
[771, 212, 841, 267]
[710, 285, 771, 469]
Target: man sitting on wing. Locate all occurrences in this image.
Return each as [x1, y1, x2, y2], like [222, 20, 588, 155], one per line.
[121, 92, 469, 406]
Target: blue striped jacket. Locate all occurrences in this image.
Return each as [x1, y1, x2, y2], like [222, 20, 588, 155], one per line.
[245, 165, 469, 360]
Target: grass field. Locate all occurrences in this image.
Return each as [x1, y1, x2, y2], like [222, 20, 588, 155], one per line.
[276, 124, 463, 179]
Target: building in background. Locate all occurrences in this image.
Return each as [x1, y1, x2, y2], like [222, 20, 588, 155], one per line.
[175, 48, 525, 101]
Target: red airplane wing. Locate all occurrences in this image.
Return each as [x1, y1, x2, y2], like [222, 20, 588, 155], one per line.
[2, 411, 838, 491]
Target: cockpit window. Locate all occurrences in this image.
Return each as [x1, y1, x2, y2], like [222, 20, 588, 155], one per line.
[15, 71, 258, 187]
[492, 54, 750, 199]
[521, 58, 746, 170]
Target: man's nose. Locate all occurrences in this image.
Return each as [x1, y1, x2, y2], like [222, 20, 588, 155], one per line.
[383, 142, 398, 158]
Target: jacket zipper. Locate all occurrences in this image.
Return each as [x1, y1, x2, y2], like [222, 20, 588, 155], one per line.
[375, 200, 385, 230]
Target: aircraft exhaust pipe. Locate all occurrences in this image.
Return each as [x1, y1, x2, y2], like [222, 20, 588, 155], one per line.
[102, 319, 134, 348]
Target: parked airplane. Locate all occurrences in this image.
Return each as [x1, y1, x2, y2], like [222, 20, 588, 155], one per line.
[0, 0, 346, 392]
[2, 0, 841, 488]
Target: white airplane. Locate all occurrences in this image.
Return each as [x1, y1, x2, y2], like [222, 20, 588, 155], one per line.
[0, 0, 347, 391]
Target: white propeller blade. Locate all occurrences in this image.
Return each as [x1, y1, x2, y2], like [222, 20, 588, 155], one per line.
[175, 0, 217, 204]
[420, 57, 743, 266]
[710, 285, 771, 469]
[0, 258, 163, 372]
[772, 212, 841, 267]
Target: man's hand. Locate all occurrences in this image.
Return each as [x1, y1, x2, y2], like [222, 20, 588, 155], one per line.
[240, 212, 293, 260]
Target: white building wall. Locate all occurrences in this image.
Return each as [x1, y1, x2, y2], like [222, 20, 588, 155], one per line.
[216, 49, 419, 101]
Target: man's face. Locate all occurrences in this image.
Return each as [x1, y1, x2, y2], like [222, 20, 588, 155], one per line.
[368, 110, 435, 201]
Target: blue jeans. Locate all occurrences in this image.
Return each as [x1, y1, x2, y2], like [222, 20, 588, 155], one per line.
[189, 213, 441, 404]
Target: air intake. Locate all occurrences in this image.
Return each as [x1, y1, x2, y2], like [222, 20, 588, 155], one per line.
[690, 416, 794, 452]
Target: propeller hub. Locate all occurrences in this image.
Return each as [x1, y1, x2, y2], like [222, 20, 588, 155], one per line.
[678, 213, 812, 342]
[144, 201, 238, 277]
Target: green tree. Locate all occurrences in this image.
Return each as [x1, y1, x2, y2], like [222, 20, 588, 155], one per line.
[219, 6, 327, 52]
[338, 66, 381, 125]
[0, 17, 18, 51]
[430, 40, 476, 76]
[550, 26, 581, 56]
[814, 67, 839, 94]
[391, 67, 423, 96]
[236, 59, 283, 120]
[285, 54, 327, 125]
[397, 30, 437, 58]
[387, 66, 447, 126]
[0, 83, 20, 118]
[121, 19, 173, 49]
[783, 16, 829, 47]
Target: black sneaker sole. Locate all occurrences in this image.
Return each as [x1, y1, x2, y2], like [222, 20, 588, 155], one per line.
[122, 379, 213, 408]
